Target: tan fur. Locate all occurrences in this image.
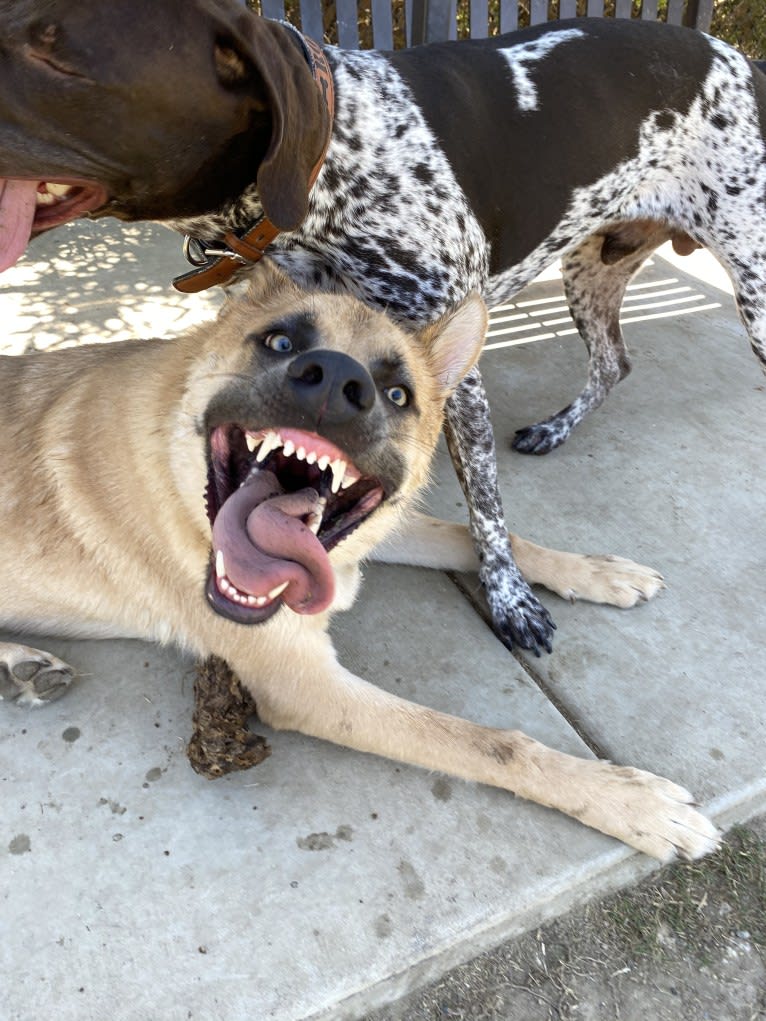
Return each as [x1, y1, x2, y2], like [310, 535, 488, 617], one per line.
[0, 262, 718, 860]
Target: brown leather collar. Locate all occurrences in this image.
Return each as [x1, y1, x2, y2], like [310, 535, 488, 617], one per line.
[173, 28, 334, 294]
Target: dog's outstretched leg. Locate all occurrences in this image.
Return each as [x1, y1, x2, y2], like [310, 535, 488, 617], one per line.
[374, 513, 665, 608]
[513, 230, 663, 455]
[445, 368, 556, 654]
[240, 638, 719, 862]
[0, 641, 75, 706]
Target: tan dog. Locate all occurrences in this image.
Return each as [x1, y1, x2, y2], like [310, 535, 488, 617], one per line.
[0, 261, 717, 860]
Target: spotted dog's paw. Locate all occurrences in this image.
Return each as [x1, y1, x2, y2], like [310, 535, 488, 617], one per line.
[562, 554, 665, 608]
[0, 642, 75, 707]
[512, 420, 570, 456]
[481, 564, 556, 656]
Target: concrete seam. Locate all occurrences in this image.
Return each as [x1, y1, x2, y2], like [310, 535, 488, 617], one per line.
[446, 570, 609, 760]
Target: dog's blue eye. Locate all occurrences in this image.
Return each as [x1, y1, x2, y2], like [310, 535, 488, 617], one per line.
[265, 333, 292, 353]
[384, 385, 410, 407]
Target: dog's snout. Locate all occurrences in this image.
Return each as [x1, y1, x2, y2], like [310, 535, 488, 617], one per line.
[287, 350, 376, 424]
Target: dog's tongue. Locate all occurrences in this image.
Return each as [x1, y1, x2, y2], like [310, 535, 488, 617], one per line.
[212, 469, 335, 615]
[0, 179, 38, 273]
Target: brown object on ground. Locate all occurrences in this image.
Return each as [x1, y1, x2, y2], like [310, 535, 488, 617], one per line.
[187, 655, 271, 778]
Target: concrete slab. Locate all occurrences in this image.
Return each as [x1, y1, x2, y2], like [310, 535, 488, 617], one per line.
[2, 572, 644, 1021]
[1, 223, 764, 1020]
[428, 254, 766, 819]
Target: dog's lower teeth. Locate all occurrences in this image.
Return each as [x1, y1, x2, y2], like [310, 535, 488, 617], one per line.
[215, 549, 226, 578]
[268, 581, 289, 600]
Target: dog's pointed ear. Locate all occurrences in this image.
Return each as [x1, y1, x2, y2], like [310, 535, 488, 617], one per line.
[244, 257, 301, 303]
[222, 16, 330, 231]
[421, 294, 488, 399]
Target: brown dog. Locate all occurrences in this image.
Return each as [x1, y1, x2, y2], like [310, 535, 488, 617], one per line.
[0, 261, 716, 860]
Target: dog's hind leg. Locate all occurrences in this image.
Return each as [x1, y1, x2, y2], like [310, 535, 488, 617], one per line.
[444, 368, 556, 654]
[513, 228, 665, 455]
[374, 512, 665, 607]
[713, 246, 766, 376]
[0, 642, 75, 706]
[240, 633, 719, 861]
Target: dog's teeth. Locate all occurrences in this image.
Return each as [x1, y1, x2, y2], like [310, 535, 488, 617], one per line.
[340, 473, 358, 490]
[330, 459, 347, 494]
[268, 581, 289, 600]
[255, 595, 268, 607]
[317, 454, 330, 471]
[306, 496, 327, 536]
[306, 451, 317, 465]
[245, 433, 258, 453]
[46, 183, 71, 197]
[295, 446, 306, 461]
[256, 431, 282, 463]
[283, 439, 296, 457]
[215, 550, 226, 579]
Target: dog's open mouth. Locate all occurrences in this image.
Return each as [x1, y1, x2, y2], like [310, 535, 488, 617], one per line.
[0, 179, 108, 272]
[205, 425, 385, 624]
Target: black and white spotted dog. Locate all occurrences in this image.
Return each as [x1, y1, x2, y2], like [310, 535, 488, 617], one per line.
[0, 6, 764, 651]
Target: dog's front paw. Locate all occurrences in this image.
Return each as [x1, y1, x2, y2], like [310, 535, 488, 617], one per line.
[561, 554, 665, 607]
[512, 421, 569, 456]
[598, 766, 721, 862]
[481, 568, 556, 656]
[0, 642, 75, 707]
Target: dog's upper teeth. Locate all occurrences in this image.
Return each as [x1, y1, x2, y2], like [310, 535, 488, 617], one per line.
[317, 454, 330, 471]
[283, 439, 296, 457]
[305, 450, 317, 465]
[295, 445, 307, 461]
[255, 430, 283, 463]
[330, 459, 347, 494]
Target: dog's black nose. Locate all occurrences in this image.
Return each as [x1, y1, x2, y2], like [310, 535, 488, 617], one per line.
[287, 349, 376, 425]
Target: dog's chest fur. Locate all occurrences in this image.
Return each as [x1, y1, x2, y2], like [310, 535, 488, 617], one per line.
[271, 49, 491, 322]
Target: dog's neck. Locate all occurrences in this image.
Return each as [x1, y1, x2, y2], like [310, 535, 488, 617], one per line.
[171, 27, 335, 294]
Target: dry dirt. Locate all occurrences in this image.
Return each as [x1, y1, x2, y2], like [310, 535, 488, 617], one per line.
[365, 817, 766, 1021]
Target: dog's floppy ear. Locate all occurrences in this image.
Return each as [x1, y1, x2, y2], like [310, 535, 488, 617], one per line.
[223, 15, 330, 230]
[421, 294, 488, 399]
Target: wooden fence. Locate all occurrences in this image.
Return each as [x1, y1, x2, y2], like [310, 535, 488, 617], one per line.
[247, 0, 714, 49]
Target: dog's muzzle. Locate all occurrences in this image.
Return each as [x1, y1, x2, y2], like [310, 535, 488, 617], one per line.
[205, 424, 385, 625]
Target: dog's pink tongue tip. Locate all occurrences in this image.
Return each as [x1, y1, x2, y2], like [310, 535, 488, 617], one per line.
[0, 179, 39, 273]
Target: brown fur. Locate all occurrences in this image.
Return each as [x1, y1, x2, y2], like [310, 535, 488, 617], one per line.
[0, 262, 717, 860]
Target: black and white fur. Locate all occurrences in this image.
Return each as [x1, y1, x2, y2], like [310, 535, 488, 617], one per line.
[166, 16, 766, 650]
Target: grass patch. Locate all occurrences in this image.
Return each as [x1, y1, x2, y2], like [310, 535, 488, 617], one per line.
[587, 825, 766, 963]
